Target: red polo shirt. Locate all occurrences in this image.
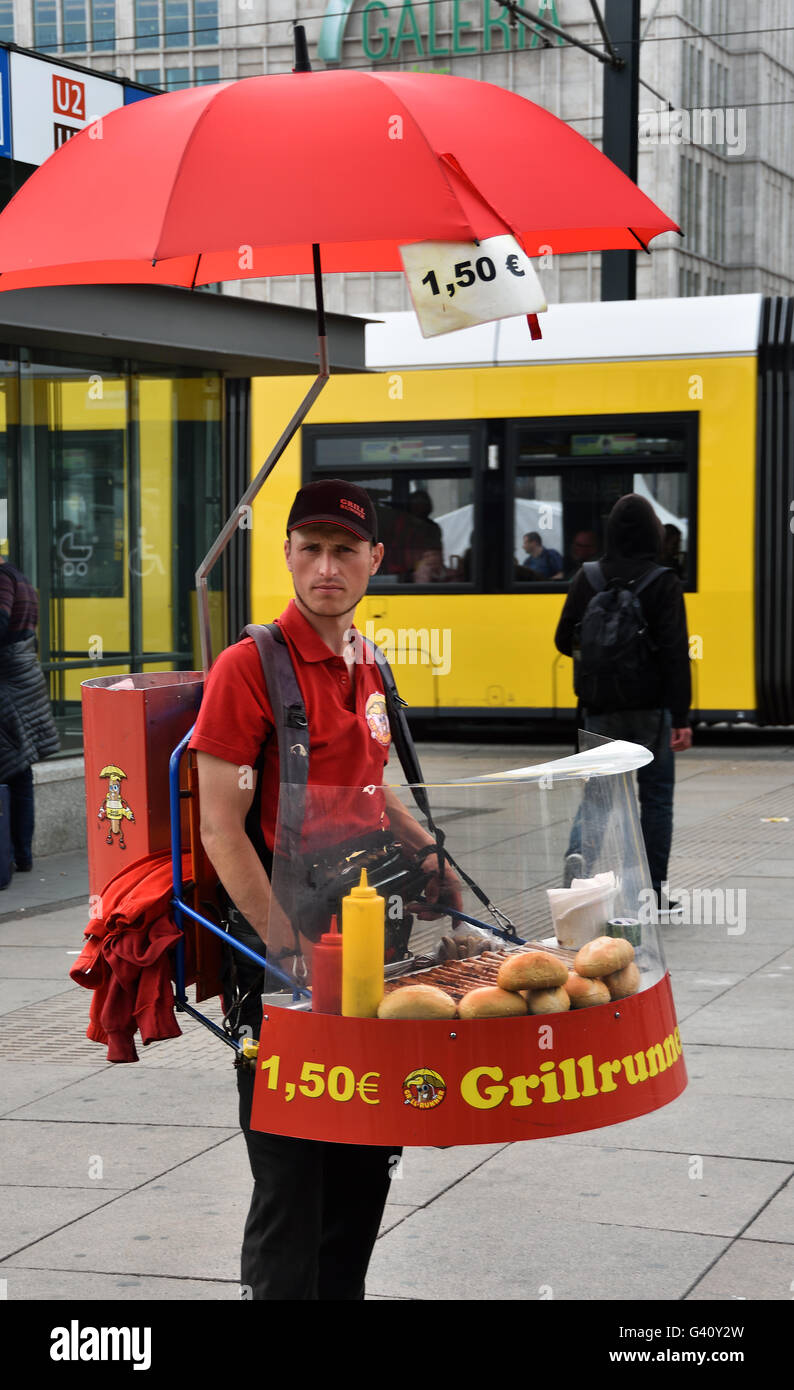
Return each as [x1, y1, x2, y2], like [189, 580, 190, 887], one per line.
[188, 600, 392, 857]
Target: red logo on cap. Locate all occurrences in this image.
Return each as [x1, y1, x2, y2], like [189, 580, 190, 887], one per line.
[340, 498, 366, 520]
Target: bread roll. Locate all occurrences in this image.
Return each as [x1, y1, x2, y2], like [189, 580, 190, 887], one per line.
[497, 950, 568, 992]
[604, 962, 641, 1000]
[573, 935, 635, 978]
[377, 985, 457, 1020]
[564, 972, 611, 1009]
[458, 987, 528, 1019]
[524, 986, 571, 1014]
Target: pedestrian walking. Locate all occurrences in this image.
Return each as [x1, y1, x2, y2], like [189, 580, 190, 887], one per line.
[0, 554, 59, 876]
[190, 478, 461, 1300]
[554, 494, 692, 909]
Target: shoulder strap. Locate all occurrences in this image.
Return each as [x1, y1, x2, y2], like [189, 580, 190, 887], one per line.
[632, 564, 669, 596]
[241, 623, 309, 788]
[583, 560, 605, 592]
[362, 636, 430, 808]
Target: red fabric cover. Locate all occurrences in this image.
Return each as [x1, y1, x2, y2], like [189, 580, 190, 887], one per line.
[70, 850, 194, 1063]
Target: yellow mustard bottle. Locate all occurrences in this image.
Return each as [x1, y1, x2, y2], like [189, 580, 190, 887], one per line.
[341, 868, 385, 1018]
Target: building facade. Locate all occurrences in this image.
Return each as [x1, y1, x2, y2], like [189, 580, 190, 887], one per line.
[4, 0, 791, 313]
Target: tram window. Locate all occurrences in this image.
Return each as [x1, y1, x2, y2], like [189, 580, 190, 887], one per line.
[308, 429, 479, 586]
[315, 433, 471, 468]
[333, 473, 473, 586]
[513, 466, 691, 585]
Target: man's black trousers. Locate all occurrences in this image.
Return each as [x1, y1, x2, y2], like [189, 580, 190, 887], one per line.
[237, 1065, 400, 1300]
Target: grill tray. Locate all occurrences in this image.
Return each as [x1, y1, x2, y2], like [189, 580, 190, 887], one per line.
[383, 941, 577, 1004]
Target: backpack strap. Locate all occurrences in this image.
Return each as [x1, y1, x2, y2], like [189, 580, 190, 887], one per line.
[241, 623, 308, 867]
[583, 560, 605, 591]
[242, 623, 309, 787]
[632, 564, 669, 595]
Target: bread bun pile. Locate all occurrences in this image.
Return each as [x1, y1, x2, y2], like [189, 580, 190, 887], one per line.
[563, 973, 611, 1009]
[562, 935, 641, 1006]
[573, 935, 635, 977]
[497, 951, 568, 991]
[458, 986, 528, 1019]
[377, 985, 457, 1020]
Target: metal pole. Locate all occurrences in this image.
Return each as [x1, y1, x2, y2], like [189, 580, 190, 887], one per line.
[600, 0, 641, 300]
[195, 248, 329, 673]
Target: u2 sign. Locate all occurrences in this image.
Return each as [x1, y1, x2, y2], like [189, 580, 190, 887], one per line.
[400, 233, 547, 337]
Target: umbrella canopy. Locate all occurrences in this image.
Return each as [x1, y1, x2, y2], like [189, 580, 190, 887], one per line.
[0, 71, 678, 290]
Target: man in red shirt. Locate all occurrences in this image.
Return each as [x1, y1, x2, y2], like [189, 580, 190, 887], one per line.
[190, 478, 460, 1300]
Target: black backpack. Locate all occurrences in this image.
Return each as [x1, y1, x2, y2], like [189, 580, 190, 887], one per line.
[574, 561, 668, 708]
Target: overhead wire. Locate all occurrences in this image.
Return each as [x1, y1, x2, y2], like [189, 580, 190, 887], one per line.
[30, 10, 794, 58]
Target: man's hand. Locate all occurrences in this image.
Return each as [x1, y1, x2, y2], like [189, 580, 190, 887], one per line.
[410, 850, 464, 921]
[671, 727, 693, 752]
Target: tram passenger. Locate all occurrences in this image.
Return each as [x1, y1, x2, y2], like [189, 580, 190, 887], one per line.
[190, 477, 461, 1301]
[520, 531, 564, 580]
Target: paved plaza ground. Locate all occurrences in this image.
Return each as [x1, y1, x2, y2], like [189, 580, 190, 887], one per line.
[0, 736, 792, 1304]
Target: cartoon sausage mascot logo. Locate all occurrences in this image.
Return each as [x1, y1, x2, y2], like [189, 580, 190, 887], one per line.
[365, 691, 391, 749]
[97, 764, 135, 849]
[403, 1068, 446, 1110]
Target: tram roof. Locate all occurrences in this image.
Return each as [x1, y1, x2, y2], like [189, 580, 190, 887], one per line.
[364, 294, 764, 370]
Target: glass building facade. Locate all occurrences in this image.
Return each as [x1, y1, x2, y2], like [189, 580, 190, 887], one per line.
[0, 349, 226, 752]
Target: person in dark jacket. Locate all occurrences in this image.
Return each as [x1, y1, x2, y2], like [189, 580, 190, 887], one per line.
[0, 556, 60, 874]
[554, 494, 692, 908]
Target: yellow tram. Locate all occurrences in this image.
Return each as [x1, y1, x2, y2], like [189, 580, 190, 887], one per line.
[250, 293, 793, 728]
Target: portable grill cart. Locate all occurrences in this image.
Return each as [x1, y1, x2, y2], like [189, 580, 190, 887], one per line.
[157, 732, 686, 1146]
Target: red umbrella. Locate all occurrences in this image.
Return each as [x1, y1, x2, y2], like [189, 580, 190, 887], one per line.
[0, 71, 676, 289]
[0, 45, 678, 665]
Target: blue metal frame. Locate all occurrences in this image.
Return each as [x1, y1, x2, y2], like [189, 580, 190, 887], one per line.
[169, 725, 311, 1056]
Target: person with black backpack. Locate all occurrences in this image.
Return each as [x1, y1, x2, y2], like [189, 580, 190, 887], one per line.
[554, 493, 692, 910]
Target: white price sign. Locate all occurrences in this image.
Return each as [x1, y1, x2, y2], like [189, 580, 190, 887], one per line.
[399, 234, 547, 338]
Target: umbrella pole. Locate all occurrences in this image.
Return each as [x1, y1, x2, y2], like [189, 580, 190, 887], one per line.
[195, 244, 329, 672]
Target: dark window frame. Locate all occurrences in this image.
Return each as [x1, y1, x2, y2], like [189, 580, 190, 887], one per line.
[505, 411, 700, 594]
[303, 419, 487, 594]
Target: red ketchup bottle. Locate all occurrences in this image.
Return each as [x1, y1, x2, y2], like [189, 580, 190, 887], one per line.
[311, 914, 343, 1014]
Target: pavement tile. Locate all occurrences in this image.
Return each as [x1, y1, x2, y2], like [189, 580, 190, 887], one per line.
[138, 1133, 249, 1194]
[6, 1185, 247, 1282]
[368, 1203, 730, 1301]
[0, 1266, 238, 1300]
[0, 980, 75, 1015]
[0, 946, 82, 979]
[0, 1187, 115, 1262]
[681, 1044, 794, 1100]
[742, 1175, 794, 1244]
[677, 971, 794, 1049]
[459, 1142, 791, 1237]
[667, 968, 743, 1022]
[0, 905, 89, 946]
[384, 1144, 510, 1208]
[0, 1063, 108, 1117]
[0, 1119, 237, 1190]
[543, 1091, 794, 1162]
[686, 1239, 794, 1301]
[379, 1205, 418, 1237]
[705, 881, 794, 921]
[660, 938, 787, 973]
[8, 1065, 240, 1128]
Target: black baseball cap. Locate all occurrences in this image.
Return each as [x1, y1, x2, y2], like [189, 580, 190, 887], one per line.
[287, 478, 378, 544]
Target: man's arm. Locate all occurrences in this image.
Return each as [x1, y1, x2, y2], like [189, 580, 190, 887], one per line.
[383, 785, 463, 916]
[196, 751, 273, 943]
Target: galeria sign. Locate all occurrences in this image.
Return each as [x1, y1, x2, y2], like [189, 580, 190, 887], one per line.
[400, 235, 547, 337]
